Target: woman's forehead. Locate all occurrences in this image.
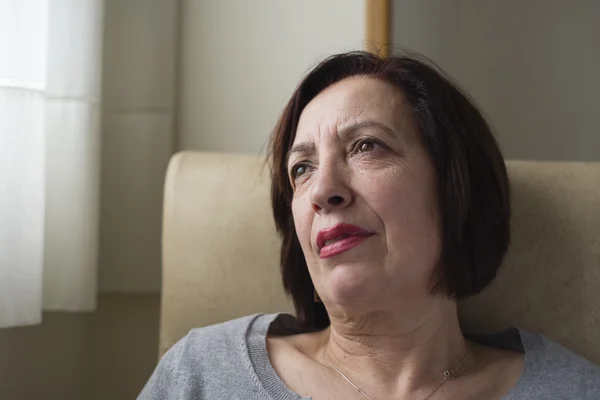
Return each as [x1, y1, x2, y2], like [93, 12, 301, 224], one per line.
[294, 77, 410, 142]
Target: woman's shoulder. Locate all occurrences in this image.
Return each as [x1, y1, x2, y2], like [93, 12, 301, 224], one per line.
[513, 329, 600, 398]
[165, 313, 279, 367]
[469, 327, 599, 399]
[138, 313, 279, 400]
[522, 329, 600, 375]
[181, 313, 272, 346]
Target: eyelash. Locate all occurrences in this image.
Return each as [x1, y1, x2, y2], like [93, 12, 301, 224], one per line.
[351, 138, 383, 155]
[289, 138, 385, 182]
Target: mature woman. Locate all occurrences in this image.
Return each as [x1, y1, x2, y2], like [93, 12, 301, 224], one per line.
[140, 52, 600, 399]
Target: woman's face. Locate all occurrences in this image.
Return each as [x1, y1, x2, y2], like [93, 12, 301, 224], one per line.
[287, 77, 442, 311]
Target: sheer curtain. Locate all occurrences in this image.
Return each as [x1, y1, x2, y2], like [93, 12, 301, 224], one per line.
[0, 0, 104, 328]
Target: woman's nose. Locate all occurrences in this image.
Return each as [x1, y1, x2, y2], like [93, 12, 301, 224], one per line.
[309, 165, 352, 214]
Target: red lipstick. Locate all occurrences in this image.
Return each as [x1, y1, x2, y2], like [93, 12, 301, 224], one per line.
[316, 223, 372, 259]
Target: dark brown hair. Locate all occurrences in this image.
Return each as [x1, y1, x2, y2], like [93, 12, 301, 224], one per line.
[268, 51, 510, 330]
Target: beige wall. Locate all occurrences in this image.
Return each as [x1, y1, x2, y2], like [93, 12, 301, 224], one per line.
[392, 0, 459, 75]
[177, 0, 366, 153]
[100, 0, 178, 293]
[0, 294, 159, 400]
[392, 0, 600, 161]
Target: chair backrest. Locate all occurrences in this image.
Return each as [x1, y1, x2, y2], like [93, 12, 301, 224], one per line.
[160, 151, 600, 363]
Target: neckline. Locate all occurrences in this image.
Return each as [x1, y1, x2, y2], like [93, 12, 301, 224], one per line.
[245, 313, 542, 400]
[245, 313, 308, 400]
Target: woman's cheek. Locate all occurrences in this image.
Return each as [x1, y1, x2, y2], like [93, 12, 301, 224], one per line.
[292, 200, 312, 244]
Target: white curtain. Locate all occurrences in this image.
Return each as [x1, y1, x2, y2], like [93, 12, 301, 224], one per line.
[0, 0, 104, 328]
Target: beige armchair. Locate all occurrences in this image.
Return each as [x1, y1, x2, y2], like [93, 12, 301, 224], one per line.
[159, 151, 600, 364]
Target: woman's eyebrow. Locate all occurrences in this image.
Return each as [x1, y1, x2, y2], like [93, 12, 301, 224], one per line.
[338, 120, 397, 139]
[285, 142, 315, 166]
[285, 121, 398, 166]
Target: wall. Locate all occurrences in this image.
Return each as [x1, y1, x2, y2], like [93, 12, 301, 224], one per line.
[392, 0, 600, 161]
[391, 0, 459, 75]
[0, 310, 91, 399]
[100, 0, 178, 293]
[0, 294, 159, 400]
[177, 0, 366, 153]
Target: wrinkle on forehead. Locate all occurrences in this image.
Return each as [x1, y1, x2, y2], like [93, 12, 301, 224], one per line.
[294, 77, 414, 146]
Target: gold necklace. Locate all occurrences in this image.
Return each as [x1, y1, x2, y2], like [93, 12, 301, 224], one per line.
[324, 345, 469, 400]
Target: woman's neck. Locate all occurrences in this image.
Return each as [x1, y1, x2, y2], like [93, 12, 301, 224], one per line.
[317, 300, 469, 397]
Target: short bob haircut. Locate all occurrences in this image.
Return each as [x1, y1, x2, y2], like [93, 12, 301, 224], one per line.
[269, 51, 510, 330]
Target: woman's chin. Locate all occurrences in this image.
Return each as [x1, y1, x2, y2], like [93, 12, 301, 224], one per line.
[324, 264, 381, 307]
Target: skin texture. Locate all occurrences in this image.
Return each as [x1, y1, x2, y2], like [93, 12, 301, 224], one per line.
[267, 77, 524, 400]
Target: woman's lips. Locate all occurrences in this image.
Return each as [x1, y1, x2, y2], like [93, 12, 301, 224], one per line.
[316, 223, 373, 259]
[319, 234, 371, 258]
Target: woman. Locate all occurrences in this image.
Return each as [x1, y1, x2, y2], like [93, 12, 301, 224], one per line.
[140, 52, 600, 399]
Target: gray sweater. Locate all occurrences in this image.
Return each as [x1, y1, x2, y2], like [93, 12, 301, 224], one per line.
[139, 313, 600, 399]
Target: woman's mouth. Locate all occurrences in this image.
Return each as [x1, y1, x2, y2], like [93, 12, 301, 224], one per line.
[316, 223, 373, 259]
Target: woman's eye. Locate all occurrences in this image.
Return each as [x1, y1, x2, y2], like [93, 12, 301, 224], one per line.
[356, 140, 378, 153]
[291, 164, 307, 179]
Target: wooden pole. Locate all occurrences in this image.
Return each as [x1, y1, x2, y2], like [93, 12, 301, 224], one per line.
[365, 0, 391, 57]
